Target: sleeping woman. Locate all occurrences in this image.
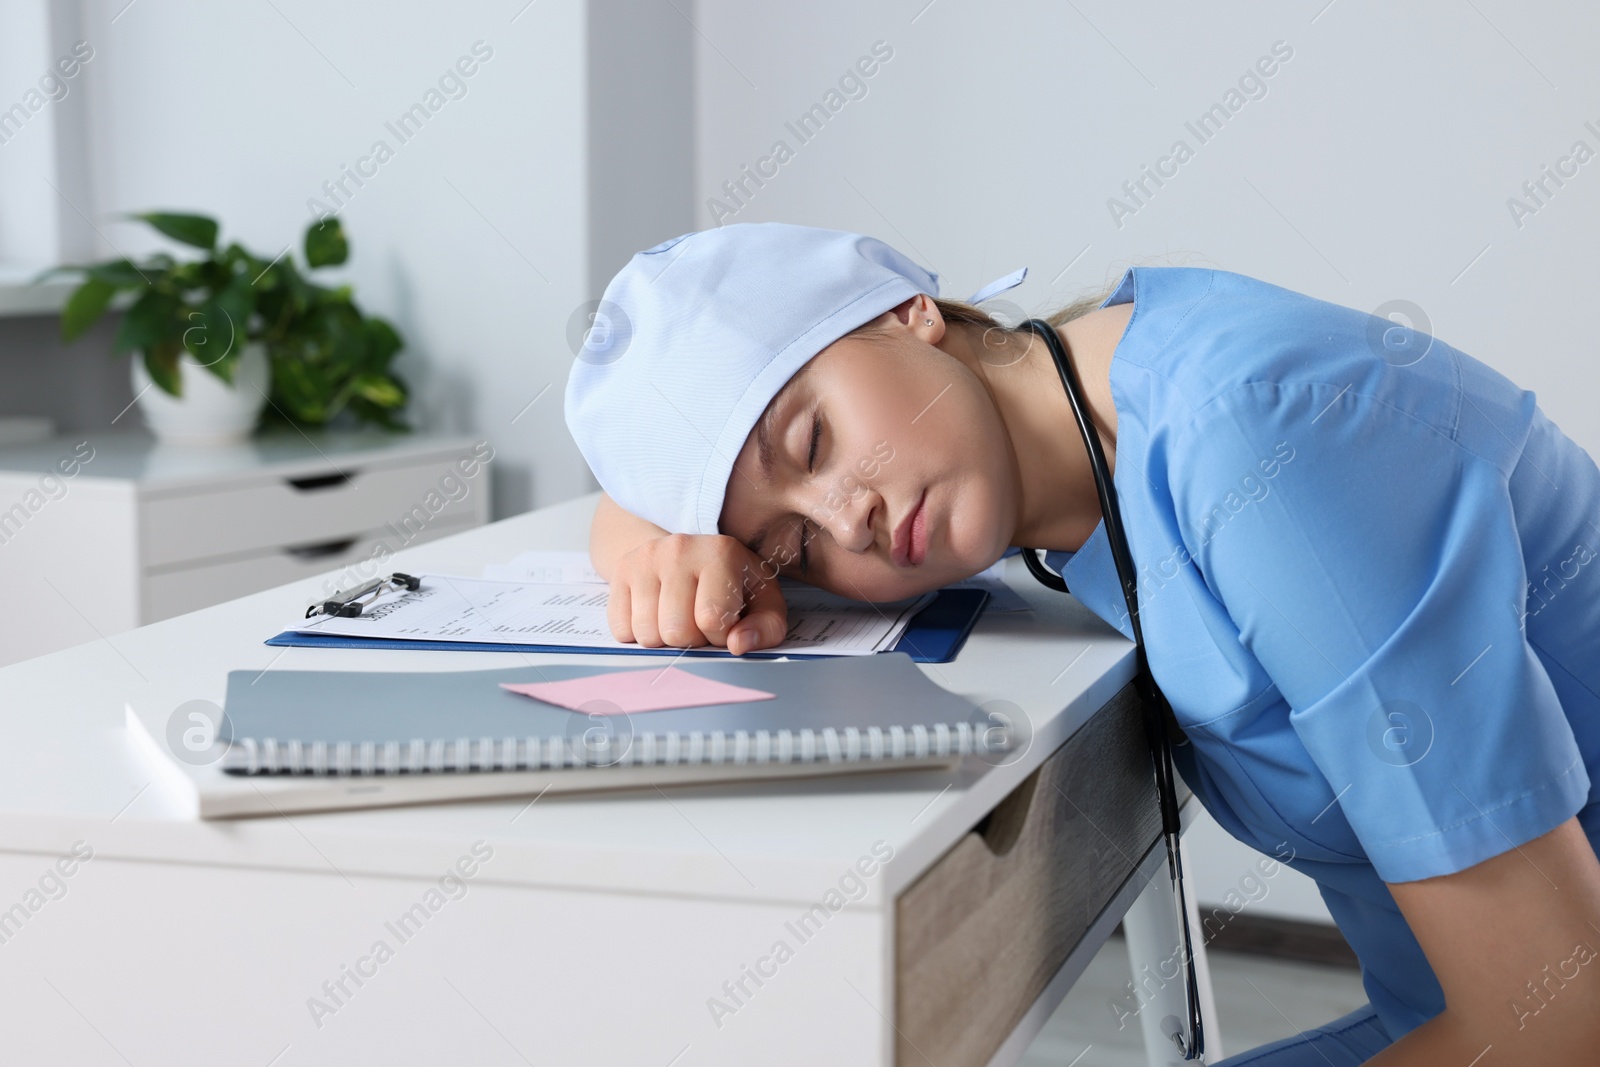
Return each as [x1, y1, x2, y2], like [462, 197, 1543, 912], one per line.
[565, 221, 1600, 1066]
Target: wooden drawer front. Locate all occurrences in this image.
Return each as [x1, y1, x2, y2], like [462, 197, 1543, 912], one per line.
[142, 516, 475, 623]
[141, 453, 481, 568]
[896, 682, 1188, 1067]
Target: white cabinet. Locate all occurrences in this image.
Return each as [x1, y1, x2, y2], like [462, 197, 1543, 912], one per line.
[0, 430, 493, 666]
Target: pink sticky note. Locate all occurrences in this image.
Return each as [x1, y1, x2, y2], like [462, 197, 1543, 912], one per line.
[500, 666, 775, 715]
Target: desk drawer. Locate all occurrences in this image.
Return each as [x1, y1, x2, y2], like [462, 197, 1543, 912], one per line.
[895, 682, 1185, 1067]
[140, 451, 481, 568]
[142, 516, 475, 622]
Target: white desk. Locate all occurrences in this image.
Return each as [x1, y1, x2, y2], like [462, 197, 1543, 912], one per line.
[0, 491, 1215, 1066]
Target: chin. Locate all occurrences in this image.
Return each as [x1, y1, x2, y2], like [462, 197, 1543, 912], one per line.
[937, 497, 1008, 582]
[819, 568, 936, 605]
[864, 556, 974, 604]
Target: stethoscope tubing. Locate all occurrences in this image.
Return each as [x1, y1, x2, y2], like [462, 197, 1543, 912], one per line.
[1018, 317, 1206, 1061]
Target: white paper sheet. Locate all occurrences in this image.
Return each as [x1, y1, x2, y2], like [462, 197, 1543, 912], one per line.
[291, 573, 934, 657]
[483, 549, 1031, 611]
[481, 550, 605, 585]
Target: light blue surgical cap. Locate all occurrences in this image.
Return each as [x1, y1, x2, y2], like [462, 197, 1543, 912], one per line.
[564, 221, 1026, 536]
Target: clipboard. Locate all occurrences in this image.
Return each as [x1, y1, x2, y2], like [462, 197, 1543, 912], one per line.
[265, 586, 989, 664]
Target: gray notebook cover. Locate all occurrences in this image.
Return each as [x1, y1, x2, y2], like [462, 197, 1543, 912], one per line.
[221, 651, 1002, 775]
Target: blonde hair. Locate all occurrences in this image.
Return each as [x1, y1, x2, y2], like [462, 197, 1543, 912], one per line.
[845, 245, 1233, 348]
[845, 280, 1118, 348]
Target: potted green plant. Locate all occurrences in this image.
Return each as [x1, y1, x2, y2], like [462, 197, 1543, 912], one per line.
[50, 212, 409, 444]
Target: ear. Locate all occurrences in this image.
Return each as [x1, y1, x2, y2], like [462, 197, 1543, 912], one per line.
[884, 296, 916, 326]
[879, 295, 943, 342]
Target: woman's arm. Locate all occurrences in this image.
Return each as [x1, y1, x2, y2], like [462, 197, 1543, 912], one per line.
[1365, 815, 1600, 1064]
[589, 490, 669, 581]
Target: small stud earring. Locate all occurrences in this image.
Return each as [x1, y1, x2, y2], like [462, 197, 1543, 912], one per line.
[923, 318, 933, 326]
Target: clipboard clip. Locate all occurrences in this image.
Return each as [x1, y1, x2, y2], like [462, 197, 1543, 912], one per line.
[306, 572, 422, 619]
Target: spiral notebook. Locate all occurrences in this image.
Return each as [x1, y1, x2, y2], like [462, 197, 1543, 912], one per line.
[126, 652, 1007, 818]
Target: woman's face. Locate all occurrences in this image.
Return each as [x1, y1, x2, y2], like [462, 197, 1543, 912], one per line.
[717, 309, 1021, 603]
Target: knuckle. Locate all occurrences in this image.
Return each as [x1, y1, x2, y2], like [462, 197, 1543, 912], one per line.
[660, 532, 693, 559]
[660, 620, 698, 646]
[696, 602, 727, 633]
[631, 611, 659, 645]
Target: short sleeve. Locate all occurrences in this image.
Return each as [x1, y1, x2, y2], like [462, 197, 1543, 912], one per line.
[1168, 382, 1589, 883]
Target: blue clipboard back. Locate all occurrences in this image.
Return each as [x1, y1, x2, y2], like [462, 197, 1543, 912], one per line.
[265, 587, 988, 664]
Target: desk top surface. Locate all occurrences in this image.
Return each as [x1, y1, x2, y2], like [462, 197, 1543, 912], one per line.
[0, 492, 1136, 908]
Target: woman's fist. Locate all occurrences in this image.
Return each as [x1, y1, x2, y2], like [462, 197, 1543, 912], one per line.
[605, 533, 789, 656]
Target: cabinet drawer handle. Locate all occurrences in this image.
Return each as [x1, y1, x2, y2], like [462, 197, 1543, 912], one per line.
[285, 471, 355, 492]
[974, 765, 1041, 858]
[284, 537, 360, 561]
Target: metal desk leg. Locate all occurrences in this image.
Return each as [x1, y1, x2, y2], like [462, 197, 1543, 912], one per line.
[1120, 835, 1224, 1065]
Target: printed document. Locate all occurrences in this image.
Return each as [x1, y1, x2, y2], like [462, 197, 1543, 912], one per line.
[291, 573, 934, 656]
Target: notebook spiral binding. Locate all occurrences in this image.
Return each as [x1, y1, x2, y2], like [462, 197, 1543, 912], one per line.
[222, 720, 1005, 776]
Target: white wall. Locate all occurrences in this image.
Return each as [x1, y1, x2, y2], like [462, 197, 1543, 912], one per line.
[692, 0, 1600, 923]
[71, 0, 594, 516]
[0, 0, 93, 267]
[0, 0, 58, 264]
[692, 0, 1600, 460]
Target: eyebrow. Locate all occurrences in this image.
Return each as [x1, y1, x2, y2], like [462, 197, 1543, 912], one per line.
[755, 394, 781, 485]
[742, 393, 789, 559]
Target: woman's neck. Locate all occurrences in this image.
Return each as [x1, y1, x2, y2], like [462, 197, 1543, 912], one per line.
[956, 305, 1132, 553]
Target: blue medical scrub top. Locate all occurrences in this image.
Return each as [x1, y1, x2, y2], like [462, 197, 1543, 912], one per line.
[1030, 265, 1600, 1042]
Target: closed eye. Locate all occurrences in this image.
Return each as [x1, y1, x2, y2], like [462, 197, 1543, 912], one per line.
[800, 409, 822, 576]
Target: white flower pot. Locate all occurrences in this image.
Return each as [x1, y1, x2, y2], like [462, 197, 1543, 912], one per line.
[130, 342, 271, 446]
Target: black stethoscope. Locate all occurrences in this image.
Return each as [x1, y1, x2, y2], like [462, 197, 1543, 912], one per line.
[1016, 318, 1206, 1062]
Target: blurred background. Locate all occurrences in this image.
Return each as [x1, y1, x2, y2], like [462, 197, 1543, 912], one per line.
[2, 1, 1594, 1060]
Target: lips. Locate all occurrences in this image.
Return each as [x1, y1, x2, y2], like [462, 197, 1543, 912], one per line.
[892, 488, 926, 567]
[909, 492, 929, 565]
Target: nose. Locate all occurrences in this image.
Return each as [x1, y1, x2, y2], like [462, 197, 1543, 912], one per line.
[814, 485, 879, 555]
